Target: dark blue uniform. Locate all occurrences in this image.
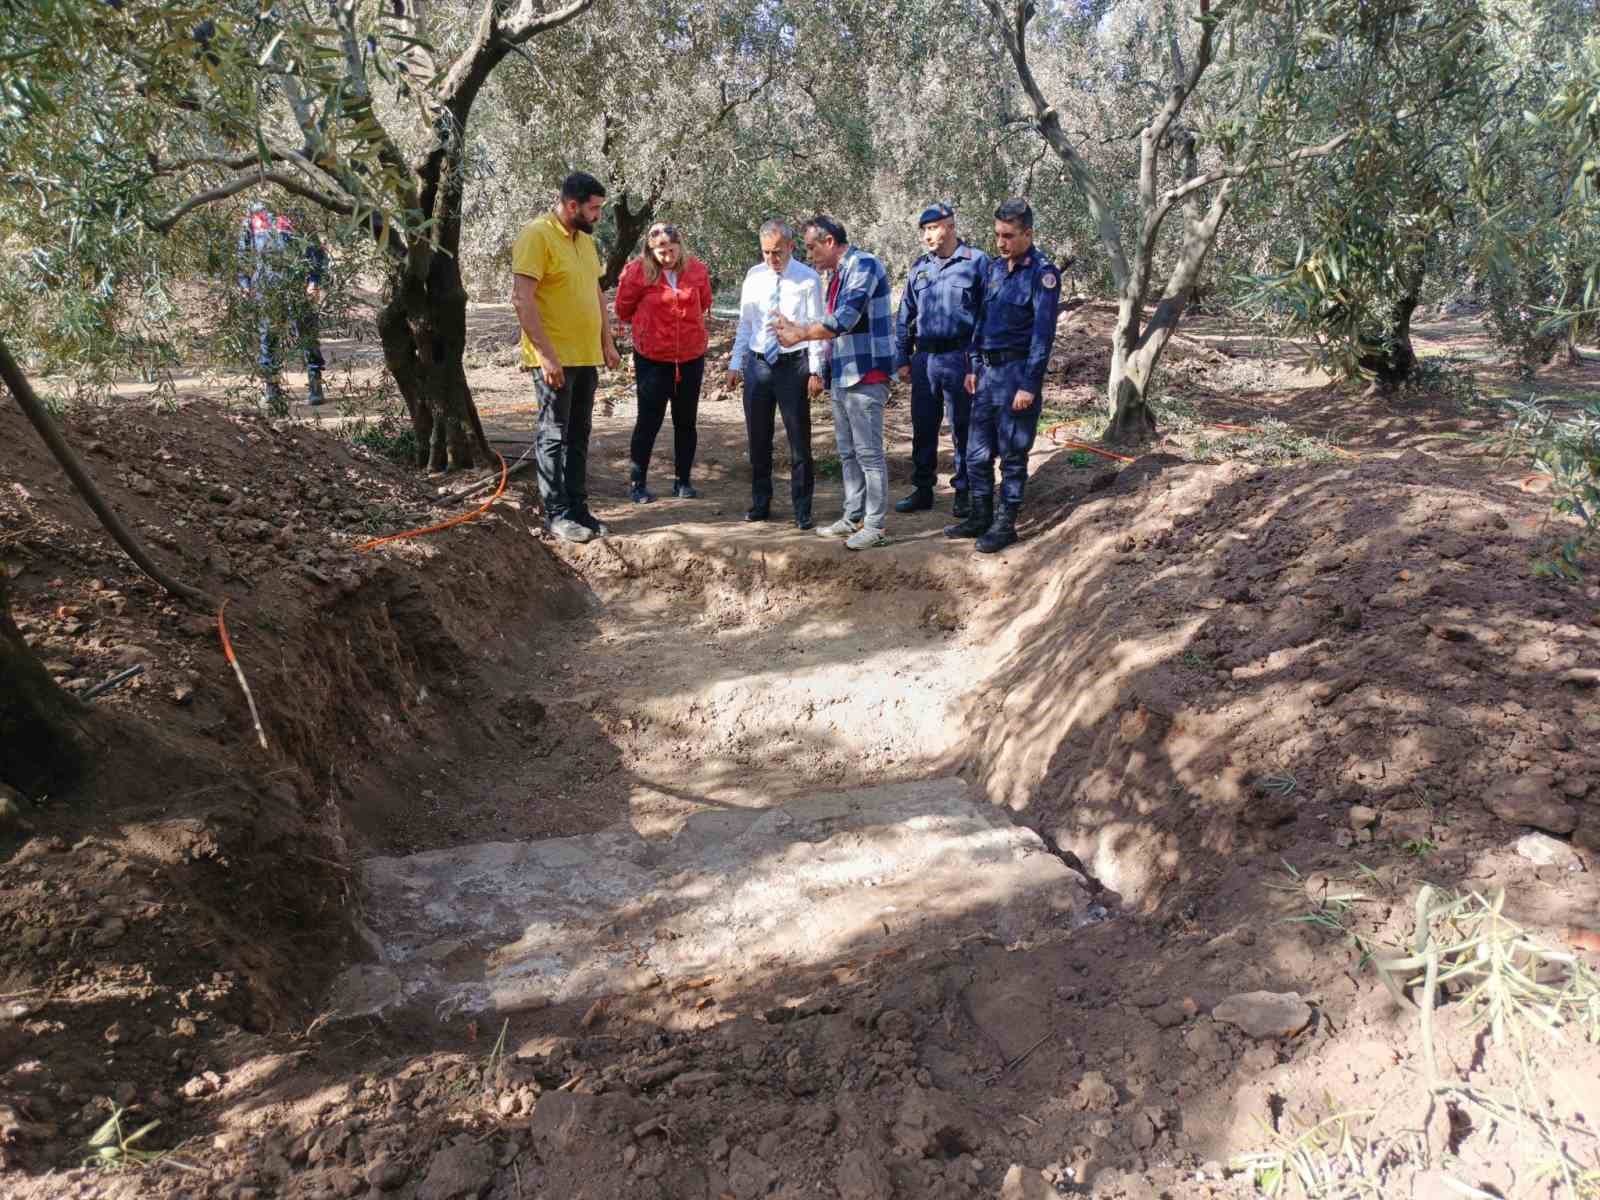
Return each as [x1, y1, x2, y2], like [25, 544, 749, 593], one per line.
[894, 242, 990, 493]
[966, 247, 1061, 507]
[237, 203, 328, 402]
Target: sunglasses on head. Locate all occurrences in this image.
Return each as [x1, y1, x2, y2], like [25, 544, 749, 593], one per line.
[648, 224, 680, 241]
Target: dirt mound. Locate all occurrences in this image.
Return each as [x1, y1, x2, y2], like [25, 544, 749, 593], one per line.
[962, 447, 1600, 907]
[0, 397, 583, 1175]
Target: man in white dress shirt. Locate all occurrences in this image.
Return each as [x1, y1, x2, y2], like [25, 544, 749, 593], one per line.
[726, 220, 825, 527]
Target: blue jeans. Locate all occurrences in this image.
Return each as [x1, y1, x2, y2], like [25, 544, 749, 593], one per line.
[967, 360, 1040, 507]
[909, 349, 972, 491]
[830, 381, 889, 530]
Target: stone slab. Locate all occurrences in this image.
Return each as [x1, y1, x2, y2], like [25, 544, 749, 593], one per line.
[338, 778, 1091, 1019]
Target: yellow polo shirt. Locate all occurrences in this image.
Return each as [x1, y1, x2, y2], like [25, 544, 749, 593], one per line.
[512, 213, 604, 369]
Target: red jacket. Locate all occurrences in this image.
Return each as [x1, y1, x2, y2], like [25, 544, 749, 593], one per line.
[614, 256, 712, 364]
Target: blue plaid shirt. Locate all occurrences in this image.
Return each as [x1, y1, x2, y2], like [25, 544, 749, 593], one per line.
[893, 241, 990, 369]
[820, 246, 895, 390]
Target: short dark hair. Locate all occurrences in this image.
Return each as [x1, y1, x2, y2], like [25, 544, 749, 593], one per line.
[560, 172, 607, 204]
[994, 198, 1033, 230]
[804, 215, 848, 245]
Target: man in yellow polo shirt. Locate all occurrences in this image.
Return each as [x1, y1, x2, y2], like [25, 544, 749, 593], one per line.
[512, 171, 622, 543]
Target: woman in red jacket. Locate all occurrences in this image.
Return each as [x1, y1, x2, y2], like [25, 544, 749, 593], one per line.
[614, 223, 713, 502]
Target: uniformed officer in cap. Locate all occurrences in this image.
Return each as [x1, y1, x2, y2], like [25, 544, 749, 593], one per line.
[237, 198, 328, 410]
[892, 203, 990, 518]
[946, 198, 1060, 553]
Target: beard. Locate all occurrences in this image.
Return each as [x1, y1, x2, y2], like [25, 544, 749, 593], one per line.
[571, 213, 596, 234]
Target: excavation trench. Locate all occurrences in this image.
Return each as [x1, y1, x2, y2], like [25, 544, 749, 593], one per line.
[330, 518, 1104, 1025]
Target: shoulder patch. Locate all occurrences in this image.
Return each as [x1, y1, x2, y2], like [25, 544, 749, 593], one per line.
[1041, 272, 1059, 290]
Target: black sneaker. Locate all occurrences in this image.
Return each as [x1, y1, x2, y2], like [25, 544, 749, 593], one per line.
[573, 507, 610, 537]
[672, 480, 699, 499]
[630, 482, 657, 504]
[894, 487, 933, 513]
[744, 505, 770, 522]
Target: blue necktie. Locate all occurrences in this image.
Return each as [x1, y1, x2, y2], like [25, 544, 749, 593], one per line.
[758, 275, 783, 364]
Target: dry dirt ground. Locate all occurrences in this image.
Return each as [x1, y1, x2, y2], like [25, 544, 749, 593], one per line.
[3, 301, 1600, 1200]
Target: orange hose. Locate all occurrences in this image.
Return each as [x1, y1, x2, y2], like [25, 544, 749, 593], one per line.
[357, 452, 509, 553]
[1044, 424, 1137, 462]
[217, 598, 268, 750]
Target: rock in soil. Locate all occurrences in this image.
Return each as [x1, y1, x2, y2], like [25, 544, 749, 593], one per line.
[835, 1149, 895, 1200]
[415, 1137, 494, 1200]
[1000, 1164, 1055, 1199]
[1514, 832, 1584, 870]
[1212, 991, 1313, 1039]
[1484, 776, 1578, 834]
[1347, 804, 1378, 830]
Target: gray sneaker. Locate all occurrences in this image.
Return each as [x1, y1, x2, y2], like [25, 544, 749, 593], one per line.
[817, 516, 861, 539]
[547, 515, 594, 543]
[845, 526, 890, 551]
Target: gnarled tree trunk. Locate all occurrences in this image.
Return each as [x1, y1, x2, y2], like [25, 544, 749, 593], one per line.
[602, 191, 657, 290]
[1358, 293, 1421, 388]
[0, 572, 88, 798]
[380, 249, 489, 472]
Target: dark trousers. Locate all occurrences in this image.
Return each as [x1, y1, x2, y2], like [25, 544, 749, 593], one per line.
[908, 348, 972, 491]
[967, 359, 1041, 507]
[630, 353, 704, 483]
[256, 304, 325, 379]
[742, 351, 813, 508]
[534, 366, 599, 520]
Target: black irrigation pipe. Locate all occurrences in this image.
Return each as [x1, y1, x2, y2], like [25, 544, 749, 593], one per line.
[81, 664, 145, 701]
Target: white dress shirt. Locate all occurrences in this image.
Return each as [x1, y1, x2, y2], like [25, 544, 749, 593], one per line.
[730, 258, 825, 375]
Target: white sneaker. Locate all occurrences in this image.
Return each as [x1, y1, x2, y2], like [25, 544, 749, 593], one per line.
[845, 526, 890, 551]
[817, 516, 861, 539]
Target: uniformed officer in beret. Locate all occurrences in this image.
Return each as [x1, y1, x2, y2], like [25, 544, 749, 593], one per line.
[892, 203, 991, 518]
[946, 198, 1061, 553]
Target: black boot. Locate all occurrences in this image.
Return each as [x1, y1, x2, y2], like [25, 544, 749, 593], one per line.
[952, 489, 971, 519]
[793, 497, 814, 530]
[894, 486, 933, 513]
[976, 503, 1019, 553]
[944, 496, 992, 539]
[629, 462, 656, 504]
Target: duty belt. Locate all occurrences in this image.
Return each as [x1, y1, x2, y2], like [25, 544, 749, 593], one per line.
[979, 347, 1028, 366]
[917, 336, 967, 354]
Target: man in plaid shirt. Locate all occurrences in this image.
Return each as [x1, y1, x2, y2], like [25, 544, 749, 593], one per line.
[772, 215, 896, 550]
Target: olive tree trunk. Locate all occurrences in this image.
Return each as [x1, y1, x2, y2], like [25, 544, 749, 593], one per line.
[984, 0, 1351, 448]
[380, 250, 489, 471]
[0, 571, 88, 797]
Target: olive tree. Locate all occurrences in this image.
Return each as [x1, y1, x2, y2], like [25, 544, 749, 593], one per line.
[980, 0, 1475, 442]
[3, 0, 594, 472]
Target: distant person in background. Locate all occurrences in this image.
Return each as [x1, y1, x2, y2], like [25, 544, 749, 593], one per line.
[237, 199, 327, 410]
[614, 223, 713, 502]
[727, 220, 825, 528]
[893, 203, 989, 519]
[946, 198, 1061, 554]
[511, 171, 622, 544]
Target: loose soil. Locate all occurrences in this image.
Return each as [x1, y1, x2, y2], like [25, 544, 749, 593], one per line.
[3, 301, 1599, 1200]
